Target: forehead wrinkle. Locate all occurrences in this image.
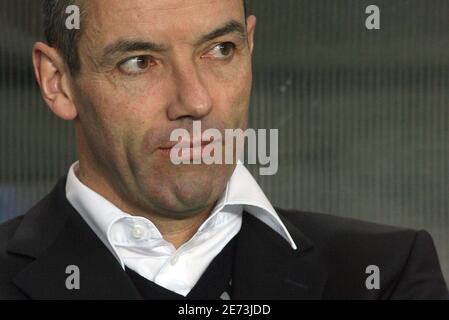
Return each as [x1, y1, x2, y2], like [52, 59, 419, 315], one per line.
[88, 0, 243, 28]
[120, 0, 226, 14]
[80, 0, 246, 66]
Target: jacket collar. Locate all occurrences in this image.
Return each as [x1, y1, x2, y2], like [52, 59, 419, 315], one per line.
[7, 177, 327, 299]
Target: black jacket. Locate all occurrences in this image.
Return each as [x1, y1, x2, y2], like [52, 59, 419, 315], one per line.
[0, 177, 448, 300]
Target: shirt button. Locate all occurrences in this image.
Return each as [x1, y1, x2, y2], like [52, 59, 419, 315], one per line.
[170, 254, 179, 265]
[131, 225, 146, 239]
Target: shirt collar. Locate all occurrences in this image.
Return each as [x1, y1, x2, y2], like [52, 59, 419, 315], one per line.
[66, 161, 298, 256]
[220, 161, 297, 250]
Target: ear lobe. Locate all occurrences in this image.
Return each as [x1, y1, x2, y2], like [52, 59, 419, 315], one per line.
[32, 42, 78, 121]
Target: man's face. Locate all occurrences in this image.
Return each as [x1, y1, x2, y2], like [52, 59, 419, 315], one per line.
[71, 0, 255, 218]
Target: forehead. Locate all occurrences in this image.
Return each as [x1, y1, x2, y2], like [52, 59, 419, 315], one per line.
[83, 0, 245, 45]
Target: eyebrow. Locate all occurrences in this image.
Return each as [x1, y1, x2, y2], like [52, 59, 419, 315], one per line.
[195, 19, 246, 46]
[100, 19, 247, 61]
[102, 40, 168, 59]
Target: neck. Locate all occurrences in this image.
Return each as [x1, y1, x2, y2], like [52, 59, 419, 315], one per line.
[151, 209, 213, 249]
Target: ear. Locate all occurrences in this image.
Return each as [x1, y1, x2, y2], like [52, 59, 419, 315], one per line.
[32, 42, 78, 121]
[246, 15, 257, 55]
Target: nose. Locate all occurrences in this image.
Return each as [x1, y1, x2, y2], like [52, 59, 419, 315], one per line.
[167, 61, 213, 121]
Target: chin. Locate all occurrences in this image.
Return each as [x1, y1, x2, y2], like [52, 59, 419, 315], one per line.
[142, 163, 230, 216]
[174, 165, 225, 200]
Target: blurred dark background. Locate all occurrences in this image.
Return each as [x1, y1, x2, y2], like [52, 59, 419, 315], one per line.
[0, 0, 448, 283]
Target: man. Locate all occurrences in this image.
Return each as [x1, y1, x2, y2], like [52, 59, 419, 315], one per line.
[0, 0, 447, 300]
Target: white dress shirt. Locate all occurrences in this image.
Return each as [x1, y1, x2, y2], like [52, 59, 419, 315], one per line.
[66, 161, 297, 296]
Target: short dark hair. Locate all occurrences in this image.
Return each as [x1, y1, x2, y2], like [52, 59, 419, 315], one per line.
[42, 0, 84, 75]
[42, 0, 248, 76]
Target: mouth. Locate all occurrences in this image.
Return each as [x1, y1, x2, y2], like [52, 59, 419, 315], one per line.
[158, 138, 220, 158]
[159, 138, 214, 150]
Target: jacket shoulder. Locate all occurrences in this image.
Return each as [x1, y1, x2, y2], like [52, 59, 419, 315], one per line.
[276, 208, 449, 299]
[277, 208, 416, 241]
[0, 215, 24, 254]
[0, 215, 31, 299]
[276, 207, 424, 260]
[0, 183, 63, 300]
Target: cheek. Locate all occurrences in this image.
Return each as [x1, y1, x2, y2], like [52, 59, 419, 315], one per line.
[209, 65, 252, 127]
[75, 78, 168, 162]
[79, 74, 171, 129]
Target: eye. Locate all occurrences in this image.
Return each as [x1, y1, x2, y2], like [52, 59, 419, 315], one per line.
[204, 42, 236, 60]
[118, 56, 153, 75]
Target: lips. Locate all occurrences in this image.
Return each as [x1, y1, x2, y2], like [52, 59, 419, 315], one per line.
[159, 138, 216, 151]
[157, 137, 224, 162]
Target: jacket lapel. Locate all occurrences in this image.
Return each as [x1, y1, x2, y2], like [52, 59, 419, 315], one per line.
[232, 212, 328, 299]
[7, 178, 141, 300]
